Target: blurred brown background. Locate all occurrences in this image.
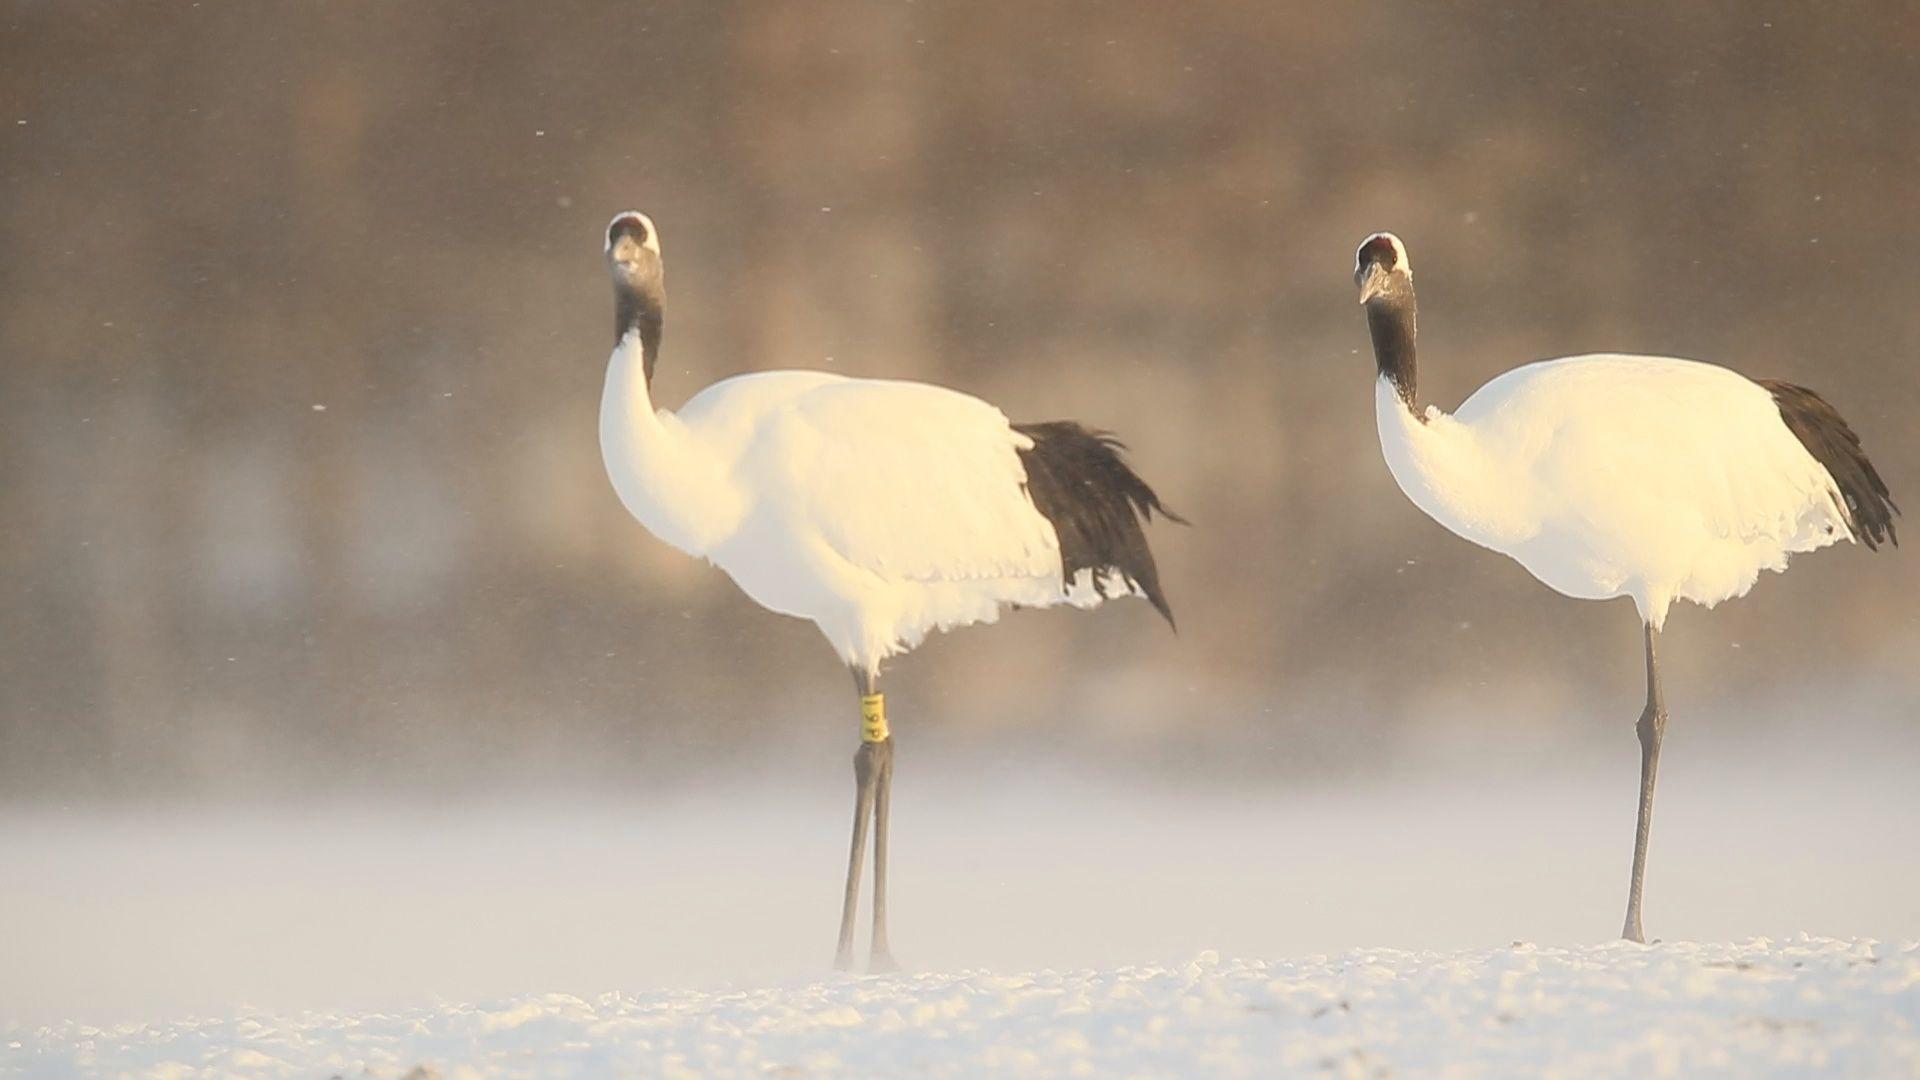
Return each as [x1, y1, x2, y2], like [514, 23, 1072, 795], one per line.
[2, 2, 1915, 801]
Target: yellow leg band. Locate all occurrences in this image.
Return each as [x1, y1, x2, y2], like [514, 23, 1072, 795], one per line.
[860, 693, 888, 743]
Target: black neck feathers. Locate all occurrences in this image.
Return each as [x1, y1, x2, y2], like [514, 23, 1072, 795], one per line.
[1366, 290, 1418, 411]
[615, 285, 664, 384]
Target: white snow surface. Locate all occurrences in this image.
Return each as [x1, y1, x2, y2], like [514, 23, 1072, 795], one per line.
[7, 937, 1917, 1078]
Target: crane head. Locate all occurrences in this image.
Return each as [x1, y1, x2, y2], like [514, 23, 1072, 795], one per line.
[1355, 232, 1412, 304]
[606, 211, 664, 294]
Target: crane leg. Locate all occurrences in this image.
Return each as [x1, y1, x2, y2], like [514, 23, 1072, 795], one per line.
[833, 715, 878, 970]
[835, 669, 899, 972]
[868, 729, 899, 973]
[1621, 621, 1668, 944]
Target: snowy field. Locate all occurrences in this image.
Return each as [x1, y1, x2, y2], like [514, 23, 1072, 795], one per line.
[7, 938, 1918, 1077]
[3, 718, 1918, 1076]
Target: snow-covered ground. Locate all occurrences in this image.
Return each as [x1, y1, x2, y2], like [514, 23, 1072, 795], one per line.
[7, 937, 1918, 1077]
[3, 719, 1917, 1075]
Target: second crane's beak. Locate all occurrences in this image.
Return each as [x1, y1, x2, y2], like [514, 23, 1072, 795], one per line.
[1356, 261, 1392, 305]
[609, 235, 646, 270]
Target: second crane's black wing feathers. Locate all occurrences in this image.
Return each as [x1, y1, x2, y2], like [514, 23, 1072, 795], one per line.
[1759, 379, 1898, 550]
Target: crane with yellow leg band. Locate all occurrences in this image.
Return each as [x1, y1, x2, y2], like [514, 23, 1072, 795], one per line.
[598, 211, 1182, 972]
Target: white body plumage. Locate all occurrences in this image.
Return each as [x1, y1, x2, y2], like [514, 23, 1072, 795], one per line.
[601, 334, 1145, 674]
[1375, 355, 1857, 628]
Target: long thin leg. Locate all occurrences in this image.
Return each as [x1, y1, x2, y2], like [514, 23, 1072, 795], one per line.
[868, 734, 899, 972]
[1622, 621, 1668, 944]
[834, 671, 881, 970]
[835, 668, 899, 972]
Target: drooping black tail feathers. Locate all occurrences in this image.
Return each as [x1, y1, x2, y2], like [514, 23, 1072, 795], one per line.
[1013, 421, 1186, 627]
[1759, 379, 1899, 550]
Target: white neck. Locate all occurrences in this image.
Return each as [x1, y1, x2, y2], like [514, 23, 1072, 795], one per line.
[1374, 376, 1527, 548]
[599, 331, 738, 556]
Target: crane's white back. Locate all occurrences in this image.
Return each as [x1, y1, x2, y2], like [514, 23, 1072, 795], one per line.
[1378, 354, 1862, 626]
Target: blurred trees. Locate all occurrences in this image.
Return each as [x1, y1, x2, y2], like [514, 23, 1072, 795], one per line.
[2, 2, 1915, 797]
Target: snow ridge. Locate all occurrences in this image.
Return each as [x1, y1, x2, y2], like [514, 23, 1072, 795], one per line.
[7, 937, 1917, 1078]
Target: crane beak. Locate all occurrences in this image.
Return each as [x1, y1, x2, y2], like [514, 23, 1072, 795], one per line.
[1356, 261, 1391, 304]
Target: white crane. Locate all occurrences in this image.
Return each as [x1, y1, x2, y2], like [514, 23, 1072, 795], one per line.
[1352, 231, 1897, 943]
[599, 211, 1181, 971]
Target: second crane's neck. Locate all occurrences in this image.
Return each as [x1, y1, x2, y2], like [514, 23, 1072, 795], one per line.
[615, 282, 665, 388]
[1373, 364, 1532, 553]
[1366, 290, 1419, 414]
[1362, 272, 1533, 549]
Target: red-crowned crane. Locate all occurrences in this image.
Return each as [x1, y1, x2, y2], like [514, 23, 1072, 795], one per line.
[1352, 231, 1897, 943]
[599, 212, 1181, 971]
